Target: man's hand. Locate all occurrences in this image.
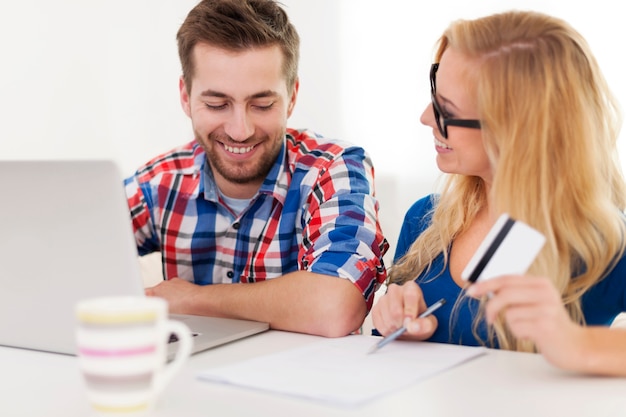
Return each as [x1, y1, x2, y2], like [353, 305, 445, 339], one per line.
[145, 277, 201, 315]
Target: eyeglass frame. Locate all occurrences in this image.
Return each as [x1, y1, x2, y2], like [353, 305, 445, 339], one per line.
[430, 63, 481, 139]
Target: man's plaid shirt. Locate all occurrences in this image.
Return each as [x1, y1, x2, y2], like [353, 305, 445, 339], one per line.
[125, 129, 388, 309]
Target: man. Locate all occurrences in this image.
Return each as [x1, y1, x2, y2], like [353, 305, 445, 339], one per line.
[125, 0, 388, 337]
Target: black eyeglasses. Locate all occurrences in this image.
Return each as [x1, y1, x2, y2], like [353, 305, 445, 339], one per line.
[430, 63, 481, 139]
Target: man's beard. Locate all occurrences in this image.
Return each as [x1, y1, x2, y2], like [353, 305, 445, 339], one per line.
[200, 131, 283, 185]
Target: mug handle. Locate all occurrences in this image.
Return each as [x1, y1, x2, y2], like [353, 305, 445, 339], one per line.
[154, 320, 193, 394]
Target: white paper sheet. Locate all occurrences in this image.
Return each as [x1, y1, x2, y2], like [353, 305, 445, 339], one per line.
[197, 335, 486, 407]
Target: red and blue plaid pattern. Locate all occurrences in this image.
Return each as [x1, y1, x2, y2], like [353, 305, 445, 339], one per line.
[125, 129, 388, 308]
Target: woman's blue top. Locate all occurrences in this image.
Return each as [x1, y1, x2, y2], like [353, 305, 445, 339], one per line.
[385, 195, 626, 347]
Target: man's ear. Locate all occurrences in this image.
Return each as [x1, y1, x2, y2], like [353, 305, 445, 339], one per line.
[179, 76, 192, 118]
[287, 78, 299, 117]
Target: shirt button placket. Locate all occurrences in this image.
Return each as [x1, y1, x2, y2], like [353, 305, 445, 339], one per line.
[227, 221, 240, 282]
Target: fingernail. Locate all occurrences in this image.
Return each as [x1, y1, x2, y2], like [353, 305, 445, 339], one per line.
[407, 321, 420, 333]
[466, 286, 476, 296]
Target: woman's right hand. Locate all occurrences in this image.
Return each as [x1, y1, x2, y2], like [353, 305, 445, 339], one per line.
[371, 282, 438, 340]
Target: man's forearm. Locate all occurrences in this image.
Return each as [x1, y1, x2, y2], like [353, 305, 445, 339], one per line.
[151, 272, 368, 337]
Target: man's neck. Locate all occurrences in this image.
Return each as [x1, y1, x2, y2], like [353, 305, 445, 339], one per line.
[215, 176, 262, 199]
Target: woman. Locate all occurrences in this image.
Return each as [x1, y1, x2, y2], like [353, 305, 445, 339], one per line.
[371, 10, 626, 376]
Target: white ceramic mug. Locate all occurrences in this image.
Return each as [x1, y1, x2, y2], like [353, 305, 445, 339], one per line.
[75, 296, 192, 416]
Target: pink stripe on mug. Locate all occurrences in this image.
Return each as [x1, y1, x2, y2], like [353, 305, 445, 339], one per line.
[78, 345, 156, 358]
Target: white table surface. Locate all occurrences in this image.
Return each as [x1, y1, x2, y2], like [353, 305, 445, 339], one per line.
[2, 330, 625, 417]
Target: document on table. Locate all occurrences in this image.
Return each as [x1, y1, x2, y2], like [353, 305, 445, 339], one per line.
[197, 335, 486, 407]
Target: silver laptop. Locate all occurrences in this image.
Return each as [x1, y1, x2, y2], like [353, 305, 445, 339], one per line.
[0, 160, 268, 357]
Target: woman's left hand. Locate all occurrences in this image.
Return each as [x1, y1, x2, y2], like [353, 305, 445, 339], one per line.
[466, 275, 585, 369]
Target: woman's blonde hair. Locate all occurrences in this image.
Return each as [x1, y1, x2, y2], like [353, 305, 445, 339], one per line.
[390, 10, 626, 351]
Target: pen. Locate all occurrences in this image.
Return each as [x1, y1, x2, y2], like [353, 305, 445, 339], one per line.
[367, 298, 446, 354]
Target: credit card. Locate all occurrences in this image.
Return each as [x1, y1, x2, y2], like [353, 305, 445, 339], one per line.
[461, 213, 546, 283]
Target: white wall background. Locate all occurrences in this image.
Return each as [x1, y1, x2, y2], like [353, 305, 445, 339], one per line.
[1, 0, 624, 258]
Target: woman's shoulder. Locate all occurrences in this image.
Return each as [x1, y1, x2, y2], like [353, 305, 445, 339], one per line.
[403, 194, 439, 229]
[393, 194, 438, 261]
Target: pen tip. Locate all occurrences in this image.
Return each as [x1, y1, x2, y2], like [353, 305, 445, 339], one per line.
[366, 345, 378, 355]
